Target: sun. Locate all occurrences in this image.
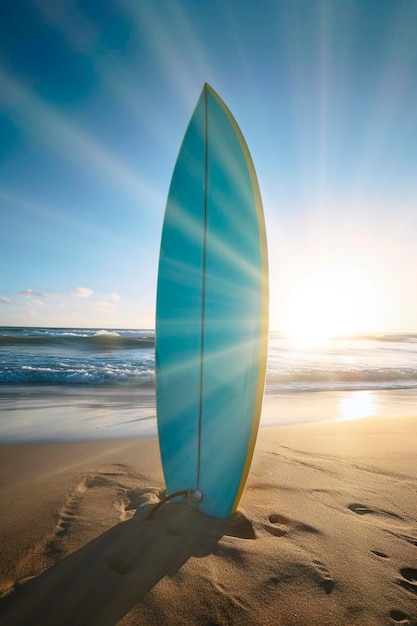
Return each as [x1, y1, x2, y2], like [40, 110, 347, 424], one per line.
[282, 261, 378, 347]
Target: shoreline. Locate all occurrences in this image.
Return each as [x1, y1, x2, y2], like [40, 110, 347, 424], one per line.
[1, 383, 417, 444]
[0, 415, 416, 625]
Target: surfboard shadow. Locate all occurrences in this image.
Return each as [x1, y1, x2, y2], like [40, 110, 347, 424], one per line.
[0, 499, 254, 625]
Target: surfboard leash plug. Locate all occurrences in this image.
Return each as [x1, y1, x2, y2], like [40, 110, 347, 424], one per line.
[188, 489, 204, 504]
[145, 489, 204, 520]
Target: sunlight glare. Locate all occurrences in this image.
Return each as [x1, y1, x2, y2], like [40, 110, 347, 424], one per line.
[339, 391, 378, 421]
[283, 261, 378, 347]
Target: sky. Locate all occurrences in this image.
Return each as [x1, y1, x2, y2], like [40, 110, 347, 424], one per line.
[0, 0, 416, 334]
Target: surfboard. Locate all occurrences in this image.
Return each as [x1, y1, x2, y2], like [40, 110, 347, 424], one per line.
[155, 83, 268, 518]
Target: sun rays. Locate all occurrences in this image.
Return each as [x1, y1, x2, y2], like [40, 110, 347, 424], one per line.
[1, 1, 416, 330]
[0, 68, 163, 209]
[0, 0, 219, 225]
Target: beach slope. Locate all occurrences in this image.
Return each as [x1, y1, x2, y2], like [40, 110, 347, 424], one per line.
[0, 416, 416, 625]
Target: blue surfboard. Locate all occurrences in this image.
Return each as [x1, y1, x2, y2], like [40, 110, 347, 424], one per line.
[155, 83, 268, 518]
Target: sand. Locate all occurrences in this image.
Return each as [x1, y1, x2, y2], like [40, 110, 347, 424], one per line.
[0, 416, 416, 626]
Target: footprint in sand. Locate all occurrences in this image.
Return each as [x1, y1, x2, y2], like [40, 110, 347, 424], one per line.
[348, 503, 408, 528]
[55, 479, 87, 537]
[349, 504, 417, 549]
[43, 477, 87, 561]
[348, 502, 404, 520]
[348, 503, 374, 515]
[371, 550, 389, 558]
[312, 559, 334, 594]
[263, 513, 320, 538]
[389, 609, 416, 624]
[398, 567, 417, 596]
[267, 561, 334, 597]
[46, 464, 141, 561]
[264, 514, 290, 537]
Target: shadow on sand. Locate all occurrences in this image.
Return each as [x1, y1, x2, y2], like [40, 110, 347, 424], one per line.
[0, 496, 255, 625]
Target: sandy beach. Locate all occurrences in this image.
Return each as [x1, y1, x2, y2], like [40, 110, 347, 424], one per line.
[0, 413, 416, 626]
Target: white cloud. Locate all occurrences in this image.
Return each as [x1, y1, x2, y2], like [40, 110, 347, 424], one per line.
[18, 289, 43, 297]
[0, 297, 11, 303]
[17, 288, 59, 298]
[106, 293, 121, 301]
[31, 300, 45, 307]
[71, 287, 93, 298]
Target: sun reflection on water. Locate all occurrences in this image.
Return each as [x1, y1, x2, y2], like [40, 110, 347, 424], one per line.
[339, 391, 378, 421]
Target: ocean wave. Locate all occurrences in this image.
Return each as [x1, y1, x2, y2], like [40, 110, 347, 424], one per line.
[0, 363, 155, 386]
[266, 380, 417, 393]
[267, 366, 417, 384]
[0, 332, 155, 350]
[2, 360, 416, 391]
[1, 326, 417, 393]
[265, 365, 417, 392]
[344, 333, 417, 343]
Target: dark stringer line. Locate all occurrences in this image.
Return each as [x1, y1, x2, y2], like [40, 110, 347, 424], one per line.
[196, 85, 209, 500]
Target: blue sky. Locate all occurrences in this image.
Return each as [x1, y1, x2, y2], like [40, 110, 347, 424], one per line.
[1, 0, 416, 333]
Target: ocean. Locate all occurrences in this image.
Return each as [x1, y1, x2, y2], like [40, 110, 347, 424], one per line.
[1, 326, 416, 442]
